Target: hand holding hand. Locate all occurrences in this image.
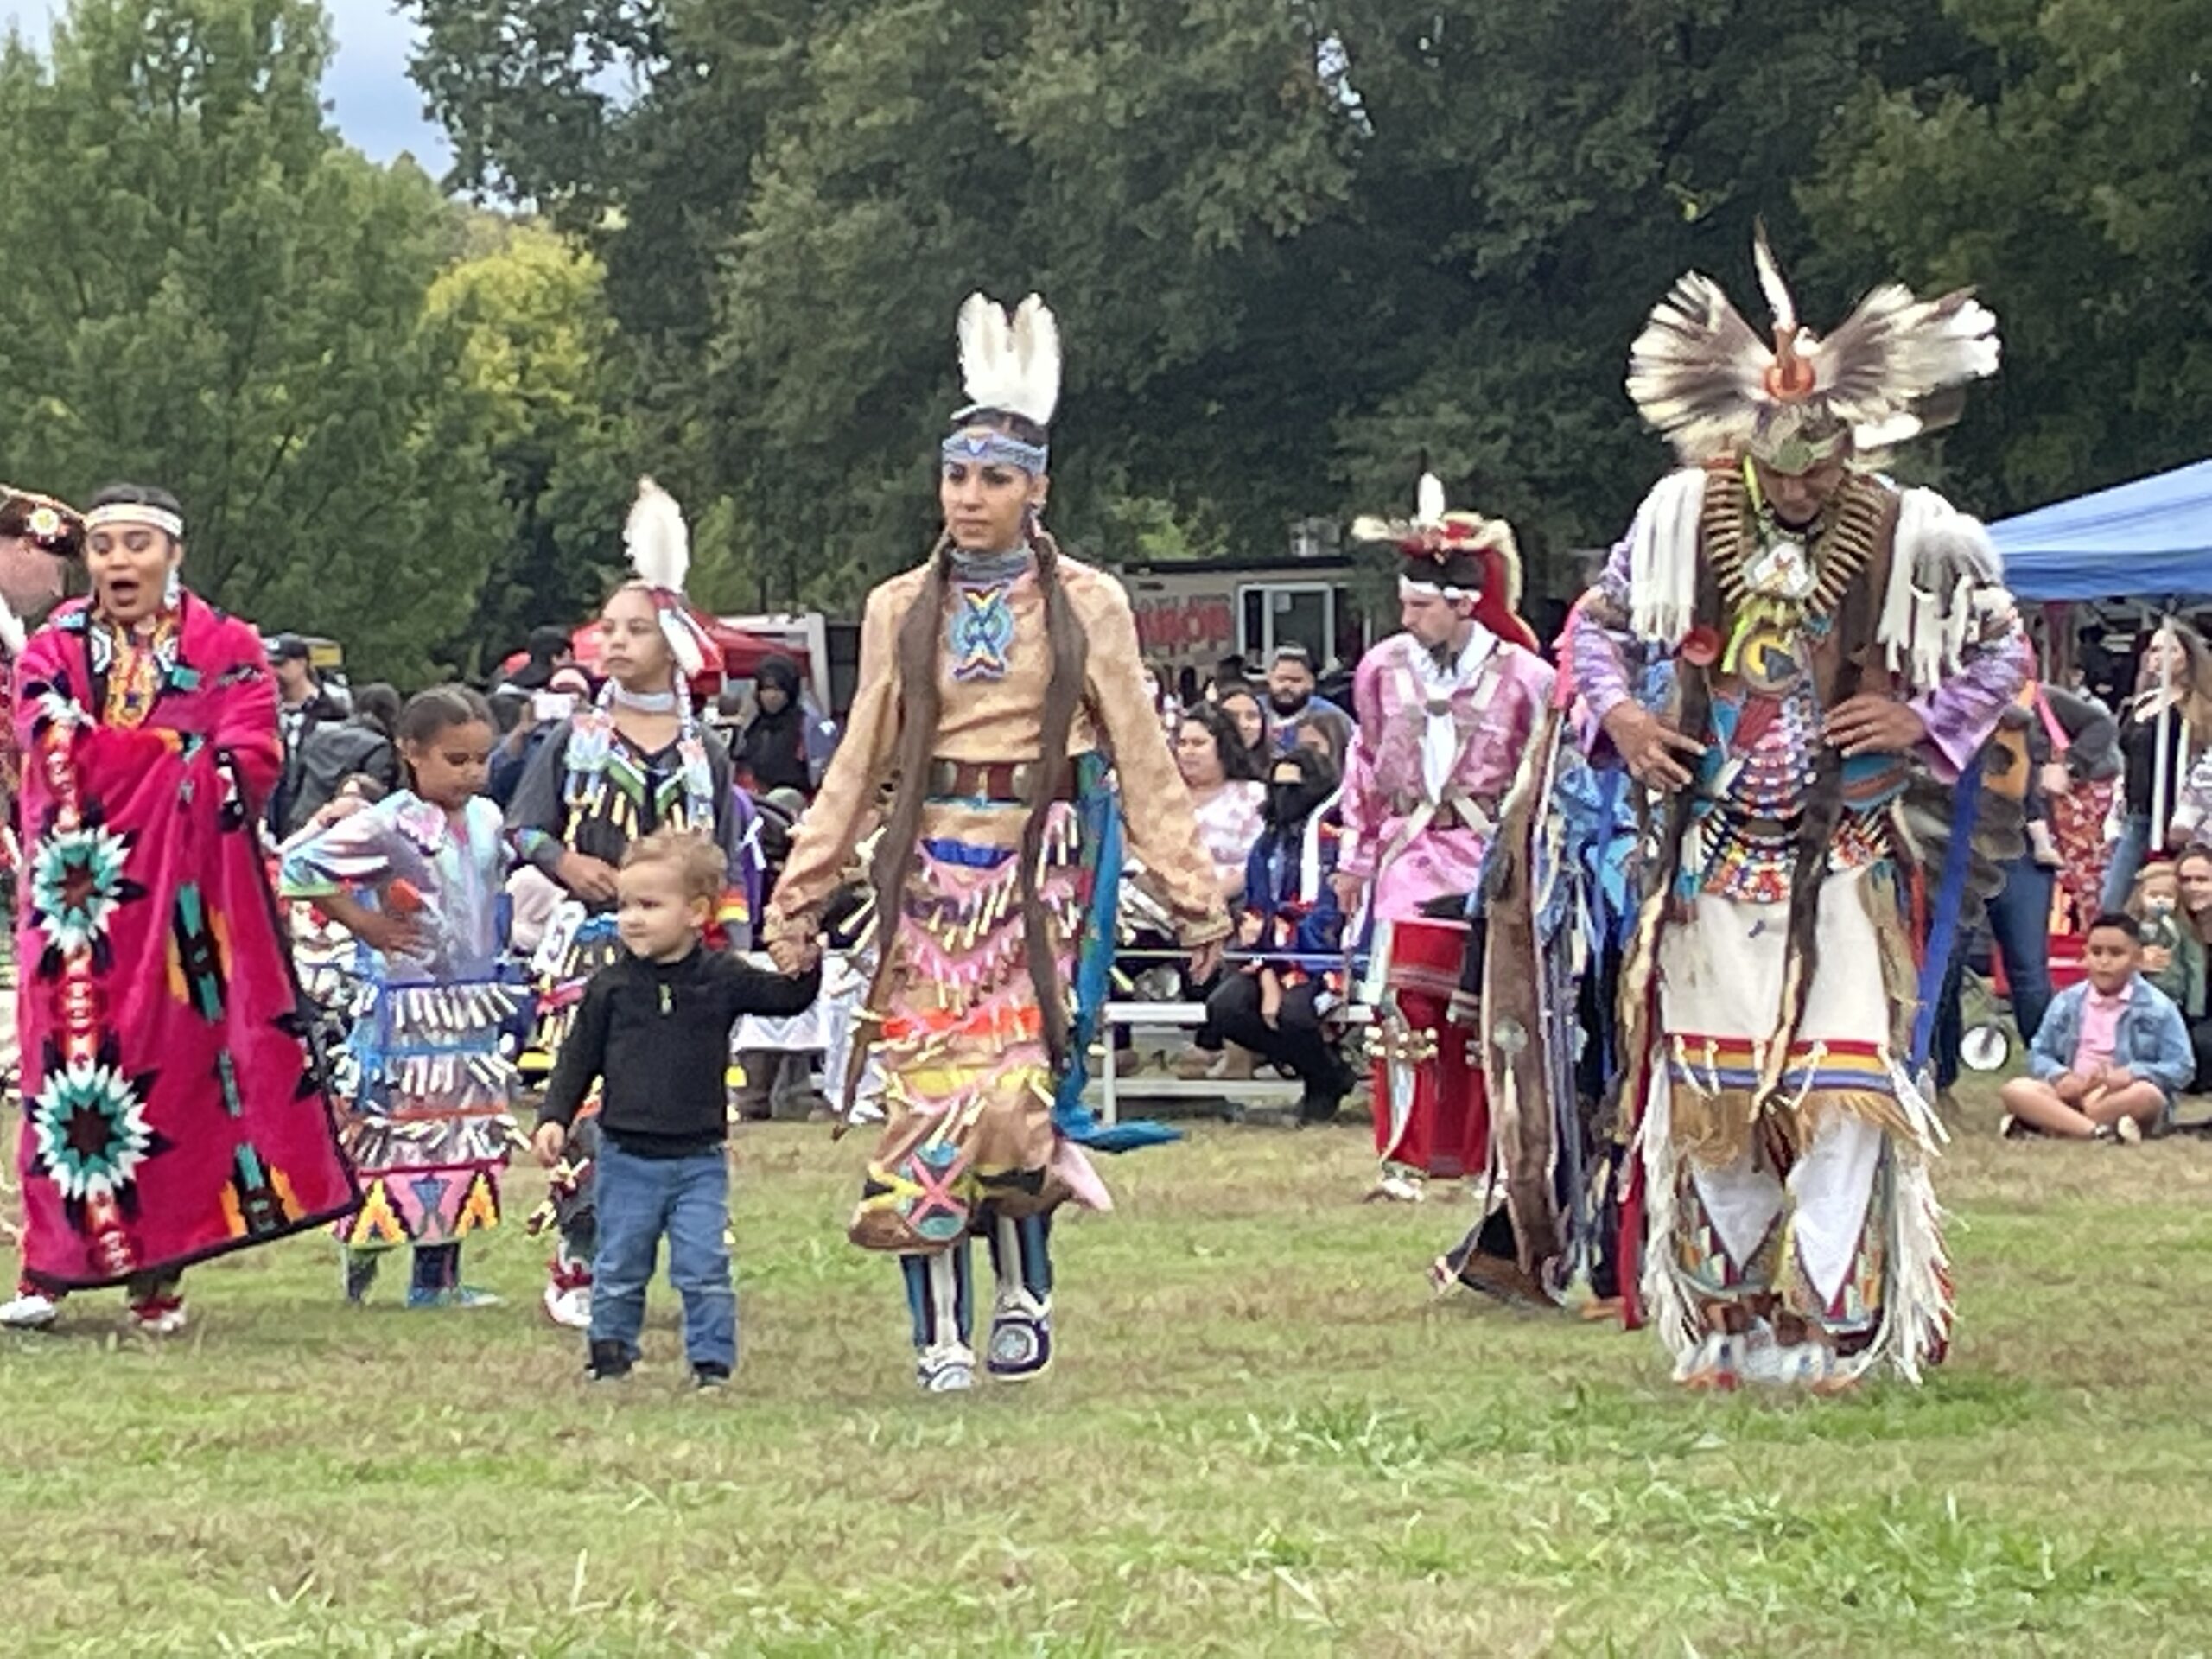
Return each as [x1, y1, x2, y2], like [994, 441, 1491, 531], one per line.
[1602, 704, 1704, 792]
[2054, 1071, 2089, 1104]
[1187, 938, 1224, 982]
[768, 932, 821, 976]
[1825, 695, 1929, 759]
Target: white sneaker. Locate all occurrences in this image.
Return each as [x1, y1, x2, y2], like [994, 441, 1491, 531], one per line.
[917, 1344, 977, 1393]
[0, 1290, 60, 1330]
[542, 1282, 593, 1330]
[130, 1299, 188, 1337]
[1364, 1171, 1424, 1204]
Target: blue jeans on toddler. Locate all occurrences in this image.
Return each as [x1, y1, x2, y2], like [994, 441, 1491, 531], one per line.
[589, 1138, 737, 1372]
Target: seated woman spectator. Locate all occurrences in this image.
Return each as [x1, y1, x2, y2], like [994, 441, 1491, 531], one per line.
[1204, 749, 1353, 1123]
[1999, 913, 2193, 1143]
[1174, 704, 1265, 903]
[1291, 706, 1350, 776]
[1212, 682, 1272, 781]
[1163, 704, 1265, 1079]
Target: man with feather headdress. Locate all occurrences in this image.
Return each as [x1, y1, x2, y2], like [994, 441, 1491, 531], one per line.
[1569, 231, 2031, 1391]
[762, 293, 1228, 1394]
[1332, 480, 1554, 1215]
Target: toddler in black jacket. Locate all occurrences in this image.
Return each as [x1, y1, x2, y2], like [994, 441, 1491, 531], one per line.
[535, 829, 819, 1384]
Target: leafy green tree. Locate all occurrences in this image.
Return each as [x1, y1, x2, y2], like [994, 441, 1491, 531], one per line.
[422, 222, 639, 669]
[1805, 0, 2212, 515]
[0, 0, 510, 683]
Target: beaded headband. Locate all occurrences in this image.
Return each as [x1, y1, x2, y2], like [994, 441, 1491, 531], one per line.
[84, 503, 183, 538]
[940, 425, 1049, 477]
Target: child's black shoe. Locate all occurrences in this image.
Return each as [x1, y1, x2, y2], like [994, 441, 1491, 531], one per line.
[588, 1339, 633, 1382]
[692, 1362, 732, 1390]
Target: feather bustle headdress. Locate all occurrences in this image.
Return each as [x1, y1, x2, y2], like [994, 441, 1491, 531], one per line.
[1627, 224, 2000, 466]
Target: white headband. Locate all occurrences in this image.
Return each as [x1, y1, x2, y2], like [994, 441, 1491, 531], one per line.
[84, 503, 183, 538]
[1398, 575, 1473, 601]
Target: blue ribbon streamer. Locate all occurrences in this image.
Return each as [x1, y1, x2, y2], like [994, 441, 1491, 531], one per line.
[1050, 753, 1180, 1153]
[1909, 768, 1981, 1073]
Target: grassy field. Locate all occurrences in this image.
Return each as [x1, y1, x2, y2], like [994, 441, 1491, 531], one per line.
[8, 1089, 2212, 1657]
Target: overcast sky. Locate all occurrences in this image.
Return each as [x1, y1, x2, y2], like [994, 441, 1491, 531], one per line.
[3, 0, 454, 174]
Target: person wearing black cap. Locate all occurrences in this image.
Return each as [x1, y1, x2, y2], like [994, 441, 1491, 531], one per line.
[269, 632, 346, 835]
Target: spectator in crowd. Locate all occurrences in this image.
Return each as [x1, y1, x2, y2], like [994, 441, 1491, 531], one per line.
[2040, 681, 2123, 930]
[1208, 653, 1249, 699]
[2149, 848, 2212, 1090]
[1213, 682, 1271, 781]
[1174, 704, 1265, 904]
[2103, 622, 2212, 910]
[1166, 703, 1265, 1081]
[1205, 747, 1354, 1124]
[1264, 645, 1351, 758]
[1291, 707, 1349, 774]
[268, 632, 346, 836]
[497, 624, 579, 696]
[2001, 913, 2192, 1142]
[284, 680, 401, 834]
[1141, 658, 1180, 740]
[488, 664, 592, 810]
[1933, 678, 2120, 1103]
[706, 684, 749, 752]
[735, 654, 815, 796]
[2135, 862, 2199, 1019]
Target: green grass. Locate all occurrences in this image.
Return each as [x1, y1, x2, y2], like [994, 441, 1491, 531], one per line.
[9, 1088, 2212, 1656]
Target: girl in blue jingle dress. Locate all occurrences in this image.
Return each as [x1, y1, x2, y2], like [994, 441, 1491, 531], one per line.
[281, 685, 524, 1307]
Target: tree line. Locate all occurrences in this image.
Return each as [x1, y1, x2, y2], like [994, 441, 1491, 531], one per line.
[3, 0, 2203, 681]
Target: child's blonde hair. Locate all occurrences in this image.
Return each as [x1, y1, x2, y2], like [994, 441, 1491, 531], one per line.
[2127, 861, 2179, 919]
[622, 828, 727, 906]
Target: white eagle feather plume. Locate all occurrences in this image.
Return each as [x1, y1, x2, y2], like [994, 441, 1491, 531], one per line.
[956, 291, 1061, 429]
[624, 476, 702, 677]
[1414, 472, 1447, 526]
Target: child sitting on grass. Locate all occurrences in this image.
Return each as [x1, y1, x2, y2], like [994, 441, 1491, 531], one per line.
[1999, 912, 2193, 1143]
[533, 829, 819, 1386]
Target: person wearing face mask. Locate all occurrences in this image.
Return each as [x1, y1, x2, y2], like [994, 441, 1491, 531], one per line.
[762, 294, 1230, 1394]
[1204, 749, 1353, 1123]
[1334, 475, 1554, 1205]
[1, 483, 358, 1335]
[505, 480, 762, 1331]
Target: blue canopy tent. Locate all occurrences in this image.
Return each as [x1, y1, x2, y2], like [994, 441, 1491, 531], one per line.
[1990, 458, 2212, 601]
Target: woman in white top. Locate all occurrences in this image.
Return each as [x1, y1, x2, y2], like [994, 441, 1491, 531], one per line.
[2105, 622, 2212, 910]
[1174, 704, 1265, 902]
